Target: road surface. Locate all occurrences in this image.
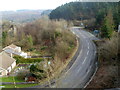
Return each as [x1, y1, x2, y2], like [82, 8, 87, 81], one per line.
[55, 27, 98, 88]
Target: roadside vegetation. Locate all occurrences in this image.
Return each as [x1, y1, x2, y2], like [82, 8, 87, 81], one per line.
[13, 56, 44, 64]
[87, 32, 119, 88]
[0, 83, 38, 88]
[0, 76, 24, 82]
[50, 1, 120, 88]
[1, 16, 77, 82]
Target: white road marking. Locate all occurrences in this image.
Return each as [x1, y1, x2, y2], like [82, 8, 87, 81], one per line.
[64, 45, 83, 75]
[77, 67, 82, 73]
[77, 35, 79, 37]
[89, 65, 92, 69]
[82, 57, 87, 65]
[87, 69, 90, 74]
[88, 45, 89, 49]
[78, 48, 83, 58]
[94, 51, 97, 55]
[84, 66, 98, 88]
[87, 51, 89, 55]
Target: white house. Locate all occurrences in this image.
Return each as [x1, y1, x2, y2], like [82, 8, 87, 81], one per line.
[3, 44, 28, 58]
[0, 52, 16, 76]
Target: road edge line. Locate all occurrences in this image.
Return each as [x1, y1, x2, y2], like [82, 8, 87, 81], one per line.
[84, 65, 98, 88]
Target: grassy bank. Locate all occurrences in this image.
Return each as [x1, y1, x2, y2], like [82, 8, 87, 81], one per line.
[0, 83, 38, 88]
[0, 76, 24, 82]
[87, 33, 119, 88]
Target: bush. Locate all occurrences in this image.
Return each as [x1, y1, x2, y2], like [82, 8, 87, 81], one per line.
[16, 70, 28, 80]
[98, 33, 118, 64]
[40, 46, 48, 50]
[13, 56, 43, 64]
[30, 64, 47, 80]
[28, 48, 35, 51]
[16, 18, 76, 63]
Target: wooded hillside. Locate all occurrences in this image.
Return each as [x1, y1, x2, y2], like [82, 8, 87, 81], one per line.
[50, 2, 120, 30]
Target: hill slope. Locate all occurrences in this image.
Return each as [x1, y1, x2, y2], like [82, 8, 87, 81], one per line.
[50, 2, 119, 29]
[1, 10, 43, 23]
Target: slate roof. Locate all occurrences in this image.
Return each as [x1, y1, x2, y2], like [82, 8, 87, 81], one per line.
[3, 44, 19, 50]
[0, 52, 16, 70]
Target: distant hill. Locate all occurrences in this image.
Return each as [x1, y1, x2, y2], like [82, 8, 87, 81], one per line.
[1, 10, 44, 23]
[41, 9, 52, 16]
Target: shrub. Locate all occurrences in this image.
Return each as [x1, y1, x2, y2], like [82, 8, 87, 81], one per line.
[16, 70, 29, 80]
[40, 46, 48, 50]
[13, 56, 43, 64]
[30, 64, 47, 80]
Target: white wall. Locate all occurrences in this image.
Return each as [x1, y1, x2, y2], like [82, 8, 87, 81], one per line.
[0, 61, 16, 76]
[20, 52, 27, 58]
[16, 47, 21, 52]
[11, 61, 16, 69]
[7, 66, 12, 73]
[0, 70, 7, 76]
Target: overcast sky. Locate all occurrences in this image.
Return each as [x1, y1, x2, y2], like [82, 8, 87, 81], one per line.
[0, 0, 77, 11]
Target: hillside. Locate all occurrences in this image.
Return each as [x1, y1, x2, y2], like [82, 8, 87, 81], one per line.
[1, 10, 43, 23]
[41, 9, 52, 16]
[50, 2, 120, 29]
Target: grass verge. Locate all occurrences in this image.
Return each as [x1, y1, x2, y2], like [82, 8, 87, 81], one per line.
[0, 83, 38, 88]
[0, 76, 24, 82]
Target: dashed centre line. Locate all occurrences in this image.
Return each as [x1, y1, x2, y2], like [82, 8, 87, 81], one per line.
[82, 57, 87, 65]
[87, 51, 89, 55]
[77, 67, 82, 73]
[88, 46, 89, 49]
[88, 43, 90, 49]
[87, 69, 90, 74]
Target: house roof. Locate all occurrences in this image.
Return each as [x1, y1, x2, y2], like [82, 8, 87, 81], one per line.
[9, 44, 18, 49]
[3, 44, 19, 50]
[0, 52, 16, 70]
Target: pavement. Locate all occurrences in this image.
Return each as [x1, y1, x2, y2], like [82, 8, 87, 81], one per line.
[55, 27, 98, 88]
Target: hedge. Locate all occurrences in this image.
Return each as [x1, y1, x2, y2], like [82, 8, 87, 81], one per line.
[13, 56, 43, 64]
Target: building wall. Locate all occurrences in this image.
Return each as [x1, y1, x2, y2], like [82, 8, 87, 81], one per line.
[11, 61, 16, 69]
[0, 70, 7, 76]
[20, 52, 27, 58]
[7, 66, 12, 73]
[15, 47, 21, 52]
[0, 61, 16, 76]
[7, 61, 16, 73]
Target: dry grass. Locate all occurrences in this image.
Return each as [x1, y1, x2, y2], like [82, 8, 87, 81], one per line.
[86, 32, 119, 88]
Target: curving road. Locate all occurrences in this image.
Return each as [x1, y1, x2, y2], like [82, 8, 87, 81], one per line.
[29, 27, 98, 88]
[55, 27, 98, 88]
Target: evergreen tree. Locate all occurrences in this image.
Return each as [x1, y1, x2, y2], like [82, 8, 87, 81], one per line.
[2, 31, 8, 46]
[27, 35, 33, 49]
[101, 9, 114, 38]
